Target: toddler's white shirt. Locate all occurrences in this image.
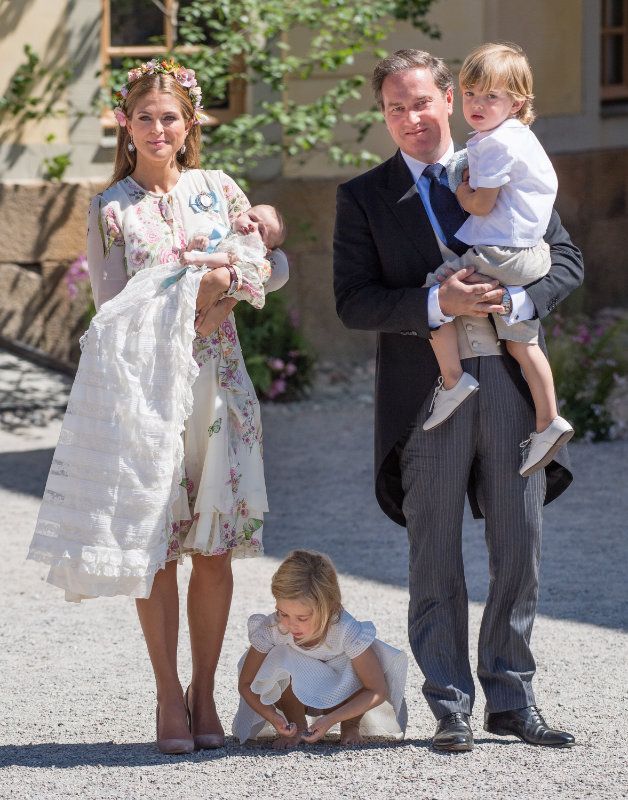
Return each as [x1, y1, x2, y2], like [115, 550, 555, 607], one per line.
[455, 118, 557, 248]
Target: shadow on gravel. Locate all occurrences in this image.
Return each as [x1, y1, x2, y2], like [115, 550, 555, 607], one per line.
[0, 738, 435, 768]
[0, 448, 53, 497]
[4, 403, 626, 633]
[262, 410, 628, 633]
[0, 735, 528, 768]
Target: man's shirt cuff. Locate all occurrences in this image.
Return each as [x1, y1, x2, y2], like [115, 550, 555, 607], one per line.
[503, 285, 535, 325]
[428, 284, 455, 329]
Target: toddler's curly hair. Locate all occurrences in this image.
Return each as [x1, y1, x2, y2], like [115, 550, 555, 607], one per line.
[459, 42, 536, 126]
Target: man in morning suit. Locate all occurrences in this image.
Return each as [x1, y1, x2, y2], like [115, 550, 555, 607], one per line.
[333, 49, 582, 751]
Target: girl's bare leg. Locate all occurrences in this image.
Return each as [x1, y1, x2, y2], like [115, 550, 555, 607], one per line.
[506, 341, 558, 431]
[186, 551, 233, 737]
[325, 690, 365, 746]
[136, 560, 190, 740]
[339, 716, 365, 745]
[274, 684, 308, 750]
[430, 321, 463, 389]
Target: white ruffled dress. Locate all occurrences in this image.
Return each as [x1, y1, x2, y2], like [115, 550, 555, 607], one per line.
[232, 609, 408, 743]
[28, 169, 283, 602]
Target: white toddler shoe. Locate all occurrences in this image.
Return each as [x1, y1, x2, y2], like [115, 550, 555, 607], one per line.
[423, 372, 479, 431]
[519, 416, 574, 477]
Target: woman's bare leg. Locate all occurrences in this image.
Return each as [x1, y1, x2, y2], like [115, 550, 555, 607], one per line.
[135, 560, 190, 740]
[506, 341, 558, 431]
[430, 321, 463, 389]
[186, 551, 233, 737]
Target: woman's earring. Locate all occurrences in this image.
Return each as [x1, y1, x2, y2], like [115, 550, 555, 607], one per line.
[127, 137, 135, 153]
[179, 143, 186, 155]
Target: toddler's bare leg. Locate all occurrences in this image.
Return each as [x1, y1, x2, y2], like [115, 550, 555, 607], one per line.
[506, 341, 558, 431]
[430, 321, 463, 389]
[273, 683, 307, 750]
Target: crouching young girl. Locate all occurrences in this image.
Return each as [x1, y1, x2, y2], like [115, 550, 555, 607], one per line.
[232, 550, 408, 748]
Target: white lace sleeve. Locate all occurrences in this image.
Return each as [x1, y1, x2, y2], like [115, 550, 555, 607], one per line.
[87, 196, 128, 310]
[247, 613, 275, 654]
[216, 232, 271, 309]
[342, 613, 376, 660]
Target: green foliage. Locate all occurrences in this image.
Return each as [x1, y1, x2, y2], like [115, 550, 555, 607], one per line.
[104, 0, 439, 182]
[234, 292, 314, 401]
[545, 313, 628, 441]
[41, 134, 72, 181]
[0, 44, 72, 124]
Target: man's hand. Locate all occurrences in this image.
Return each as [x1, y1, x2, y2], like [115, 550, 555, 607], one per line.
[195, 297, 237, 337]
[437, 267, 505, 317]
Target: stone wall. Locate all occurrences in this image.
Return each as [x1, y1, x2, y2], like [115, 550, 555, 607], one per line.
[1, 149, 627, 369]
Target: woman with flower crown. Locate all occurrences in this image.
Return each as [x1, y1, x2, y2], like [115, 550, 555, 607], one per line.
[27, 59, 288, 754]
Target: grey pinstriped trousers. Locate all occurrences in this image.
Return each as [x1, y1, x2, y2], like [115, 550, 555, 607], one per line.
[399, 355, 545, 719]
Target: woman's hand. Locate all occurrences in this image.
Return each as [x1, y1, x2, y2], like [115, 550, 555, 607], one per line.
[195, 297, 237, 337]
[196, 267, 231, 311]
[300, 714, 333, 743]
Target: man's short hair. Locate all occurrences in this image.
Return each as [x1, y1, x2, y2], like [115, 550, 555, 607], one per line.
[372, 49, 454, 108]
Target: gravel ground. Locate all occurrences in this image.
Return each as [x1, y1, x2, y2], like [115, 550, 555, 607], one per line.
[0, 351, 627, 800]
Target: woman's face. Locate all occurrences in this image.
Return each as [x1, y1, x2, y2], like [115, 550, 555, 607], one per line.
[126, 89, 190, 167]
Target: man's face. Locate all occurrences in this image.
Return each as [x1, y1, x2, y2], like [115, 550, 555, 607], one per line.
[381, 68, 453, 164]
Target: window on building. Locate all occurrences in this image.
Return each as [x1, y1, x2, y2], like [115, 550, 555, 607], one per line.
[100, 0, 245, 127]
[601, 0, 628, 101]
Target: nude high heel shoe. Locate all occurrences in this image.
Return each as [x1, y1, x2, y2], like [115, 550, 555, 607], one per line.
[155, 704, 195, 755]
[185, 685, 225, 750]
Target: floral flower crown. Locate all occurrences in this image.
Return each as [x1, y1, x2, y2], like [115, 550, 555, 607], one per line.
[113, 58, 204, 127]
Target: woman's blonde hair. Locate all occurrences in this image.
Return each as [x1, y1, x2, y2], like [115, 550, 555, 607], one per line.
[459, 42, 536, 126]
[108, 73, 202, 188]
[271, 550, 342, 645]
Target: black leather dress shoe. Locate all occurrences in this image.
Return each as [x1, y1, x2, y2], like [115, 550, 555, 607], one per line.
[484, 706, 575, 747]
[432, 712, 474, 752]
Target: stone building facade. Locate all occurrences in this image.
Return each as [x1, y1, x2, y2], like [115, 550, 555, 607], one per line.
[0, 0, 626, 366]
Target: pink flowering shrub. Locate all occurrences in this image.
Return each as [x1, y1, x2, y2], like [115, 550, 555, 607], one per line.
[545, 313, 628, 441]
[234, 292, 314, 402]
[64, 254, 89, 299]
[64, 254, 96, 325]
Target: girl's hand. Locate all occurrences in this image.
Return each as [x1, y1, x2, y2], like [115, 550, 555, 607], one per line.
[270, 711, 297, 737]
[300, 715, 333, 743]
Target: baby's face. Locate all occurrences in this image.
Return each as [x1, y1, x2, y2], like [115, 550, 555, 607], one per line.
[234, 205, 281, 249]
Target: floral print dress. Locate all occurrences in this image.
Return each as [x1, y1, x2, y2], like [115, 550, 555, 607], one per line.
[94, 170, 271, 563]
[28, 170, 275, 602]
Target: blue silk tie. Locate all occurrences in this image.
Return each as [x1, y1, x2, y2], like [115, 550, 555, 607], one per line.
[422, 163, 468, 256]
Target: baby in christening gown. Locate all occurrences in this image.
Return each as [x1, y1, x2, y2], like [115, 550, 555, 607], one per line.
[29, 186, 286, 603]
[175, 204, 286, 309]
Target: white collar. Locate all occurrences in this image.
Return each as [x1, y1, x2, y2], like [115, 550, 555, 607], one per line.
[400, 141, 455, 184]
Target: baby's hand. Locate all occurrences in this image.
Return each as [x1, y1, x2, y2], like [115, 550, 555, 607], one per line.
[181, 251, 215, 267]
[187, 234, 210, 252]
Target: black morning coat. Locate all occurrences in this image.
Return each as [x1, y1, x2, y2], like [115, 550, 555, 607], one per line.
[333, 149, 585, 526]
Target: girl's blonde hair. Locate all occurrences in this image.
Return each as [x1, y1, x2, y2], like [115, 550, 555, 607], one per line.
[271, 550, 342, 645]
[108, 73, 202, 188]
[459, 42, 536, 126]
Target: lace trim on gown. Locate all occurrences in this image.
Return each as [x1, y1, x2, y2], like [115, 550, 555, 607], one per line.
[28, 264, 205, 602]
